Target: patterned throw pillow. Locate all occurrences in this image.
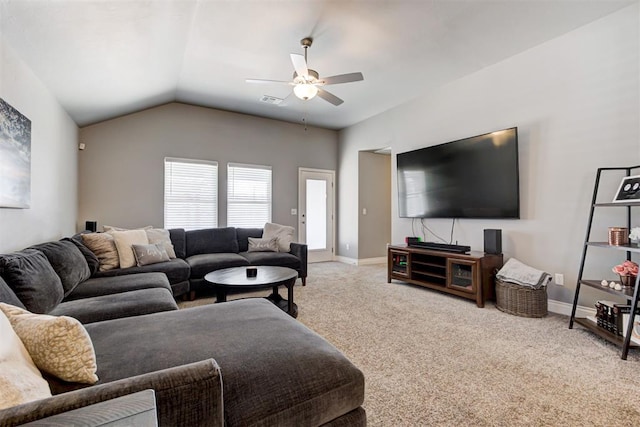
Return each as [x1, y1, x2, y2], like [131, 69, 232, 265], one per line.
[81, 233, 120, 271]
[263, 222, 295, 252]
[248, 237, 279, 252]
[0, 309, 51, 410]
[0, 303, 98, 384]
[132, 244, 171, 267]
[145, 228, 177, 259]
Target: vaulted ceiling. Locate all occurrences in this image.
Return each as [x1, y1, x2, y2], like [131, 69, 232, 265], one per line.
[0, 0, 634, 129]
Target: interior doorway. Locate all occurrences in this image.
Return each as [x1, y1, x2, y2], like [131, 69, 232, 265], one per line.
[298, 168, 335, 263]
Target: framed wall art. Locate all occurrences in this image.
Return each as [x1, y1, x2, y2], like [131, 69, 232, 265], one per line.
[0, 98, 31, 208]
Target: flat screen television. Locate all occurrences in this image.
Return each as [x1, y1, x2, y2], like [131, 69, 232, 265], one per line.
[397, 127, 519, 219]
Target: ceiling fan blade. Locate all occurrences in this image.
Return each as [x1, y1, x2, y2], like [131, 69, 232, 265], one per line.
[246, 79, 292, 85]
[320, 72, 364, 85]
[317, 88, 344, 106]
[290, 53, 309, 78]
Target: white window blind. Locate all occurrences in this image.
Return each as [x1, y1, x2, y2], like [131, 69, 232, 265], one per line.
[227, 163, 272, 228]
[164, 158, 218, 230]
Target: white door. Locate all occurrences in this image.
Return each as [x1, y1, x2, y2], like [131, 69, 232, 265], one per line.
[298, 168, 335, 263]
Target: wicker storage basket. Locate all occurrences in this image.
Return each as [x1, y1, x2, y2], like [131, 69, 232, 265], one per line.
[495, 278, 548, 318]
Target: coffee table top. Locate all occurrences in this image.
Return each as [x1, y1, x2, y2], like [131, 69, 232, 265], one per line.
[204, 266, 298, 289]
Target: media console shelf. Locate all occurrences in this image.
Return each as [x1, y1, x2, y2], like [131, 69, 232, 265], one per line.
[387, 245, 503, 307]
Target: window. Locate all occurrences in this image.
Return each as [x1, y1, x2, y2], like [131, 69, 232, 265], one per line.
[227, 163, 272, 227]
[164, 158, 218, 230]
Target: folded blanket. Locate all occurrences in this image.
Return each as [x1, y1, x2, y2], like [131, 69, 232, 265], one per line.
[496, 258, 551, 289]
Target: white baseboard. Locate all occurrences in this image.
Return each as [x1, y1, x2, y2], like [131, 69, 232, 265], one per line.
[334, 256, 385, 266]
[548, 299, 595, 318]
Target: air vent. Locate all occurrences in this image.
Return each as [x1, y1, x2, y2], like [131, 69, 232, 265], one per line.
[260, 95, 283, 105]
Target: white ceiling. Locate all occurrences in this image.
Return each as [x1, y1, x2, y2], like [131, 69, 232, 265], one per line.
[0, 0, 635, 130]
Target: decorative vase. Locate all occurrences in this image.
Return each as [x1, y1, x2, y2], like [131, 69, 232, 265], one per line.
[619, 275, 637, 287]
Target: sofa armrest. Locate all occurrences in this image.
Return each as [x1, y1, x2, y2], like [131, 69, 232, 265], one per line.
[290, 242, 308, 281]
[0, 359, 223, 427]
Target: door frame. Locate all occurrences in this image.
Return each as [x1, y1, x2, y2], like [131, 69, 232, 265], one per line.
[298, 167, 336, 262]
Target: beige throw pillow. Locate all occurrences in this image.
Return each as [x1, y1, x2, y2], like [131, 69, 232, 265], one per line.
[102, 225, 153, 232]
[145, 228, 176, 259]
[111, 230, 149, 269]
[0, 310, 51, 410]
[248, 237, 279, 252]
[81, 233, 120, 271]
[0, 303, 98, 385]
[263, 222, 295, 252]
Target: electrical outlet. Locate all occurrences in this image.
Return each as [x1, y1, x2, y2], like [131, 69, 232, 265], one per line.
[346, 243, 350, 250]
[291, 208, 297, 215]
[555, 273, 564, 286]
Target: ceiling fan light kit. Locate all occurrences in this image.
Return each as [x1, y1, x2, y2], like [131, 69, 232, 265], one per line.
[246, 37, 364, 106]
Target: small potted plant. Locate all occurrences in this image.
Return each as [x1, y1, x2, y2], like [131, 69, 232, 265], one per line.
[612, 260, 639, 287]
[630, 227, 640, 247]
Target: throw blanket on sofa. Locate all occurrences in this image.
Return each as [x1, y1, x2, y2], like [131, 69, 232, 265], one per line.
[496, 258, 551, 289]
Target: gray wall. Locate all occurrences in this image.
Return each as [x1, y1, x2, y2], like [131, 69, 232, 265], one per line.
[78, 102, 337, 232]
[358, 152, 391, 259]
[338, 4, 640, 308]
[0, 37, 78, 253]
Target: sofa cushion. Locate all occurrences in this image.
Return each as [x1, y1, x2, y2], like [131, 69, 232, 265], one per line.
[145, 229, 176, 259]
[263, 223, 295, 252]
[64, 272, 173, 301]
[169, 228, 186, 259]
[0, 303, 98, 384]
[240, 252, 301, 270]
[186, 253, 249, 279]
[67, 237, 100, 276]
[89, 260, 190, 289]
[30, 240, 91, 297]
[81, 233, 120, 272]
[49, 288, 178, 324]
[83, 300, 364, 426]
[0, 309, 51, 410]
[248, 237, 278, 252]
[0, 276, 26, 309]
[186, 228, 239, 256]
[236, 228, 263, 252]
[132, 244, 170, 266]
[0, 249, 64, 314]
[111, 230, 149, 269]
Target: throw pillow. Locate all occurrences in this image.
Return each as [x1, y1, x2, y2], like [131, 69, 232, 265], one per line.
[111, 230, 149, 269]
[0, 303, 98, 384]
[248, 237, 279, 252]
[0, 249, 64, 314]
[132, 244, 170, 267]
[81, 233, 120, 272]
[102, 225, 153, 232]
[0, 309, 51, 410]
[263, 222, 295, 252]
[145, 228, 176, 259]
[29, 240, 91, 297]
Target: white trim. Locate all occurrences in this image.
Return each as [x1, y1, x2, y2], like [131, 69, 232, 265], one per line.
[335, 256, 385, 266]
[548, 299, 596, 318]
[336, 256, 358, 265]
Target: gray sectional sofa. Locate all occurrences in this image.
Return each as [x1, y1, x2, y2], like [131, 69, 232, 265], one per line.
[0, 230, 365, 426]
[89, 227, 307, 299]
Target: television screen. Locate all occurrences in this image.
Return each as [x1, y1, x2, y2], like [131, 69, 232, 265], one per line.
[397, 127, 519, 219]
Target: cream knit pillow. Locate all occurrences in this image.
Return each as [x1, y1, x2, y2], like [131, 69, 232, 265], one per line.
[263, 222, 295, 252]
[111, 229, 149, 269]
[0, 309, 51, 410]
[0, 303, 98, 384]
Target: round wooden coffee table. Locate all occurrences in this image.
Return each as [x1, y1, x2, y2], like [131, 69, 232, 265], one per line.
[204, 266, 299, 318]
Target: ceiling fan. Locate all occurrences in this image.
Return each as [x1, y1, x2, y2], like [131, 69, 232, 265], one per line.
[246, 37, 364, 106]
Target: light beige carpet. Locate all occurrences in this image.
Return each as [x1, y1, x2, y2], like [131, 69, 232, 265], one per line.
[180, 262, 640, 426]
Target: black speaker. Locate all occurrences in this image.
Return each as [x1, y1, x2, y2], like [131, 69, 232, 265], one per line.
[484, 229, 502, 254]
[85, 221, 97, 232]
